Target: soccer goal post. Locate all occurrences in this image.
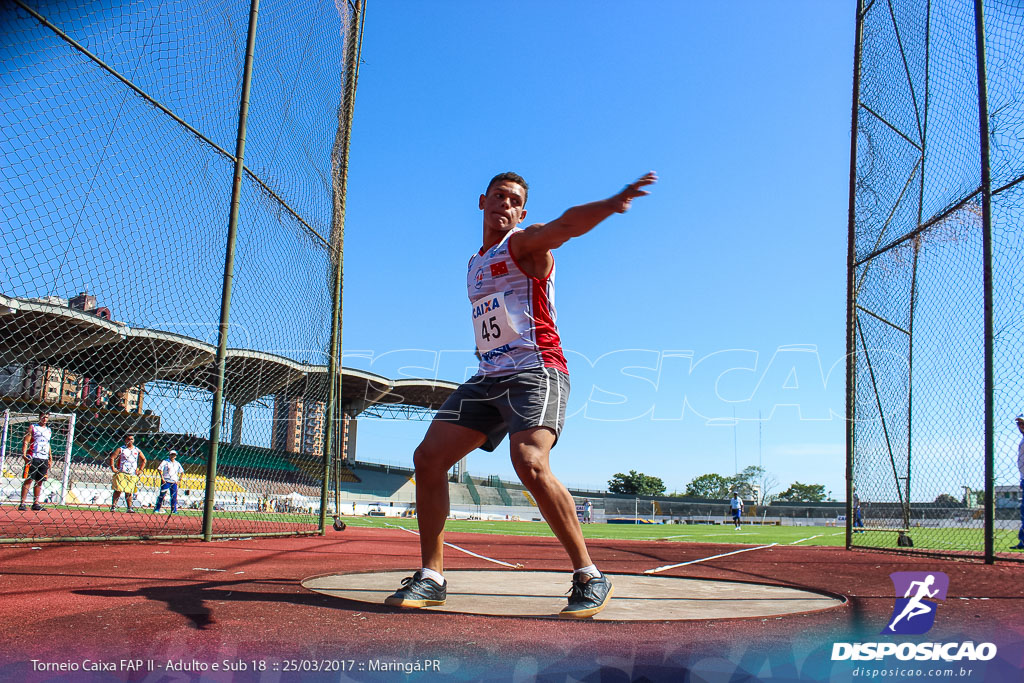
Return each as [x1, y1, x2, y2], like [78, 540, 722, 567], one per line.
[1, 410, 76, 505]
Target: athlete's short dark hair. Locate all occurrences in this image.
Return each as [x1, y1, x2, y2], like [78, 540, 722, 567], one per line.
[486, 172, 528, 205]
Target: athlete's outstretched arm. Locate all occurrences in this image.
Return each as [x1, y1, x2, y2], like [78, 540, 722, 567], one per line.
[511, 172, 657, 256]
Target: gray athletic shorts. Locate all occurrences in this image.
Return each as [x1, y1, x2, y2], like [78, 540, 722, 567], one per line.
[435, 367, 570, 452]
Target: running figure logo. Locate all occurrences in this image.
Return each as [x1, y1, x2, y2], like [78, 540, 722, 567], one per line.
[883, 572, 949, 635]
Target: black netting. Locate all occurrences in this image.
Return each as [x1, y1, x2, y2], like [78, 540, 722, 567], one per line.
[1, 0, 355, 540]
[850, 0, 1024, 559]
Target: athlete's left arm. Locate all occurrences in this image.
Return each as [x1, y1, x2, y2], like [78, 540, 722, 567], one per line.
[510, 172, 657, 257]
[138, 451, 147, 471]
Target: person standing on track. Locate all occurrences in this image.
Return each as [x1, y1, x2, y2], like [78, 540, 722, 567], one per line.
[19, 410, 52, 511]
[110, 433, 146, 513]
[852, 486, 865, 533]
[385, 171, 657, 619]
[154, 449, 185, 514]
[1012, 415, 1024, 550]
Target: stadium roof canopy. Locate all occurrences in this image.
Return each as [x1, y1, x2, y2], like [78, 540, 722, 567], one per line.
[0, 294, 456, 415]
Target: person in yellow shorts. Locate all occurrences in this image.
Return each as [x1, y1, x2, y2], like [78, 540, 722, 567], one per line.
[110, 434, 147, 513]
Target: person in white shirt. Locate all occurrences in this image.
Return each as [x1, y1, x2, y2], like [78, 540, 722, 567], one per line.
[1012, 416, 1024, 550]
[19, 410, 52, 511]
[154, 449, 185, 514]
[109, 433, 146, 513]
[730, 492, 744, 530]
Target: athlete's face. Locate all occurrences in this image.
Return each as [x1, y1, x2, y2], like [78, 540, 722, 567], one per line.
[125, 435, 134, 447]
[1017, 419, 1024, 435]
[38, 413, 48, 426]
[479, 181, 527, 232]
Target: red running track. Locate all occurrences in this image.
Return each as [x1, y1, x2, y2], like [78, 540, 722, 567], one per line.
[1, 526, 1022, 682]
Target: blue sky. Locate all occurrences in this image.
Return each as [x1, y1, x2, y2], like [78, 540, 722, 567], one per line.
[341, 1, 857, 498]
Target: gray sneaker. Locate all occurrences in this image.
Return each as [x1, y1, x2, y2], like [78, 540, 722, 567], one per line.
[559, 573, 614, 619]
[384, 571, 446, 608]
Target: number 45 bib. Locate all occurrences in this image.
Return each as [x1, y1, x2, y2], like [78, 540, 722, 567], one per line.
[472, 291, 517, 353]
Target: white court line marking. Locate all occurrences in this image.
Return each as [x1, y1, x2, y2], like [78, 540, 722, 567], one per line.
[789, 531, 846, 544]
[789, 534, 824, 544]
[644, 543, 778, 574]
[385, 523, 524, 569]
[700, 533, 758, 538]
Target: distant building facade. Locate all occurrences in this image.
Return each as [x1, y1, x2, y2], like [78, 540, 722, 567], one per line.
[270, 395, 353, 460]
[0, 293, 145, 414]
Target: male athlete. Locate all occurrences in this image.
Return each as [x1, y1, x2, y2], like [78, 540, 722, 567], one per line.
[730, 491, 743, 530]
[110, 433, 146, 513]
[19, 410, 52, 511]
[385, 171, 656, 618]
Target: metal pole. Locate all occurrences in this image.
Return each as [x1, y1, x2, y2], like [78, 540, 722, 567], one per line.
[973, 0, 995, 564]
[905, 242, 920, 532]
[845, 0, 866, 551]
[203, 0, 260, 542]
[321, 0, 365, 534]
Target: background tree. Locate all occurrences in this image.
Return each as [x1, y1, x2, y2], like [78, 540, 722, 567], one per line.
[684, 473, 731, 499]
[933, 493, 961, 507]
[608, 470, 666, 496]
[775, 481, 827, 503]
[727, 465, 765, 499]
[757, 470, 780, 505]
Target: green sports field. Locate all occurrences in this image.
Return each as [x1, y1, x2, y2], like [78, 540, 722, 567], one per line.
[51, 506, 1023, 554]
[333, 516, 1024, 553]
[339, 517, 849, 546]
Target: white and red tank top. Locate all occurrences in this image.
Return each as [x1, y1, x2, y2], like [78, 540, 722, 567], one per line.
[28, 424, 51, 459]
[467, 229, 568, 376]
[117, 446, 142, 474]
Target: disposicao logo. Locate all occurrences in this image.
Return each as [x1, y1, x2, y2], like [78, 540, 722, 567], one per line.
[831, 571, 997, 662]
[883, 571, 948, 635]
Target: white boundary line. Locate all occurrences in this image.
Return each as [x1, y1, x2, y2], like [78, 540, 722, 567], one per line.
[385, 523, 524, 569]
[789, 534, 824, 544]
[644, 543, 778, 574]
[788, 532, 845, 545]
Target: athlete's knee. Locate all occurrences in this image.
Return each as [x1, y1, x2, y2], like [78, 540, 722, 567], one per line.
[513, 452, 552, 487]
[413, 442, 448, 477]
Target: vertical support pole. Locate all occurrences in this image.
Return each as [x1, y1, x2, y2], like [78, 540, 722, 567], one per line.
[846, 0, 866, 551]
[906, 0, 932, 545]
[905, 243, 920, 532]
[320, 0, 365, 533]
[973, 0, 995, 564]
[203, 0, 260, 542]
[231, 404, 243, 446]
[1, 409, 9, 464]
[61, 413, 76, 504]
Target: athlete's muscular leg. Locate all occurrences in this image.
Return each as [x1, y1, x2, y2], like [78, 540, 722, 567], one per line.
[510, 427, 592, 570]
[413, 421, 486, 573]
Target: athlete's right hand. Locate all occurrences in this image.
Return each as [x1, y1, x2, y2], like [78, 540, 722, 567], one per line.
[610, 171, 657, 213]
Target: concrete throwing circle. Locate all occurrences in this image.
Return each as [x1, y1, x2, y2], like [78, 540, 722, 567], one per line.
[302, 570, 844, 621]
